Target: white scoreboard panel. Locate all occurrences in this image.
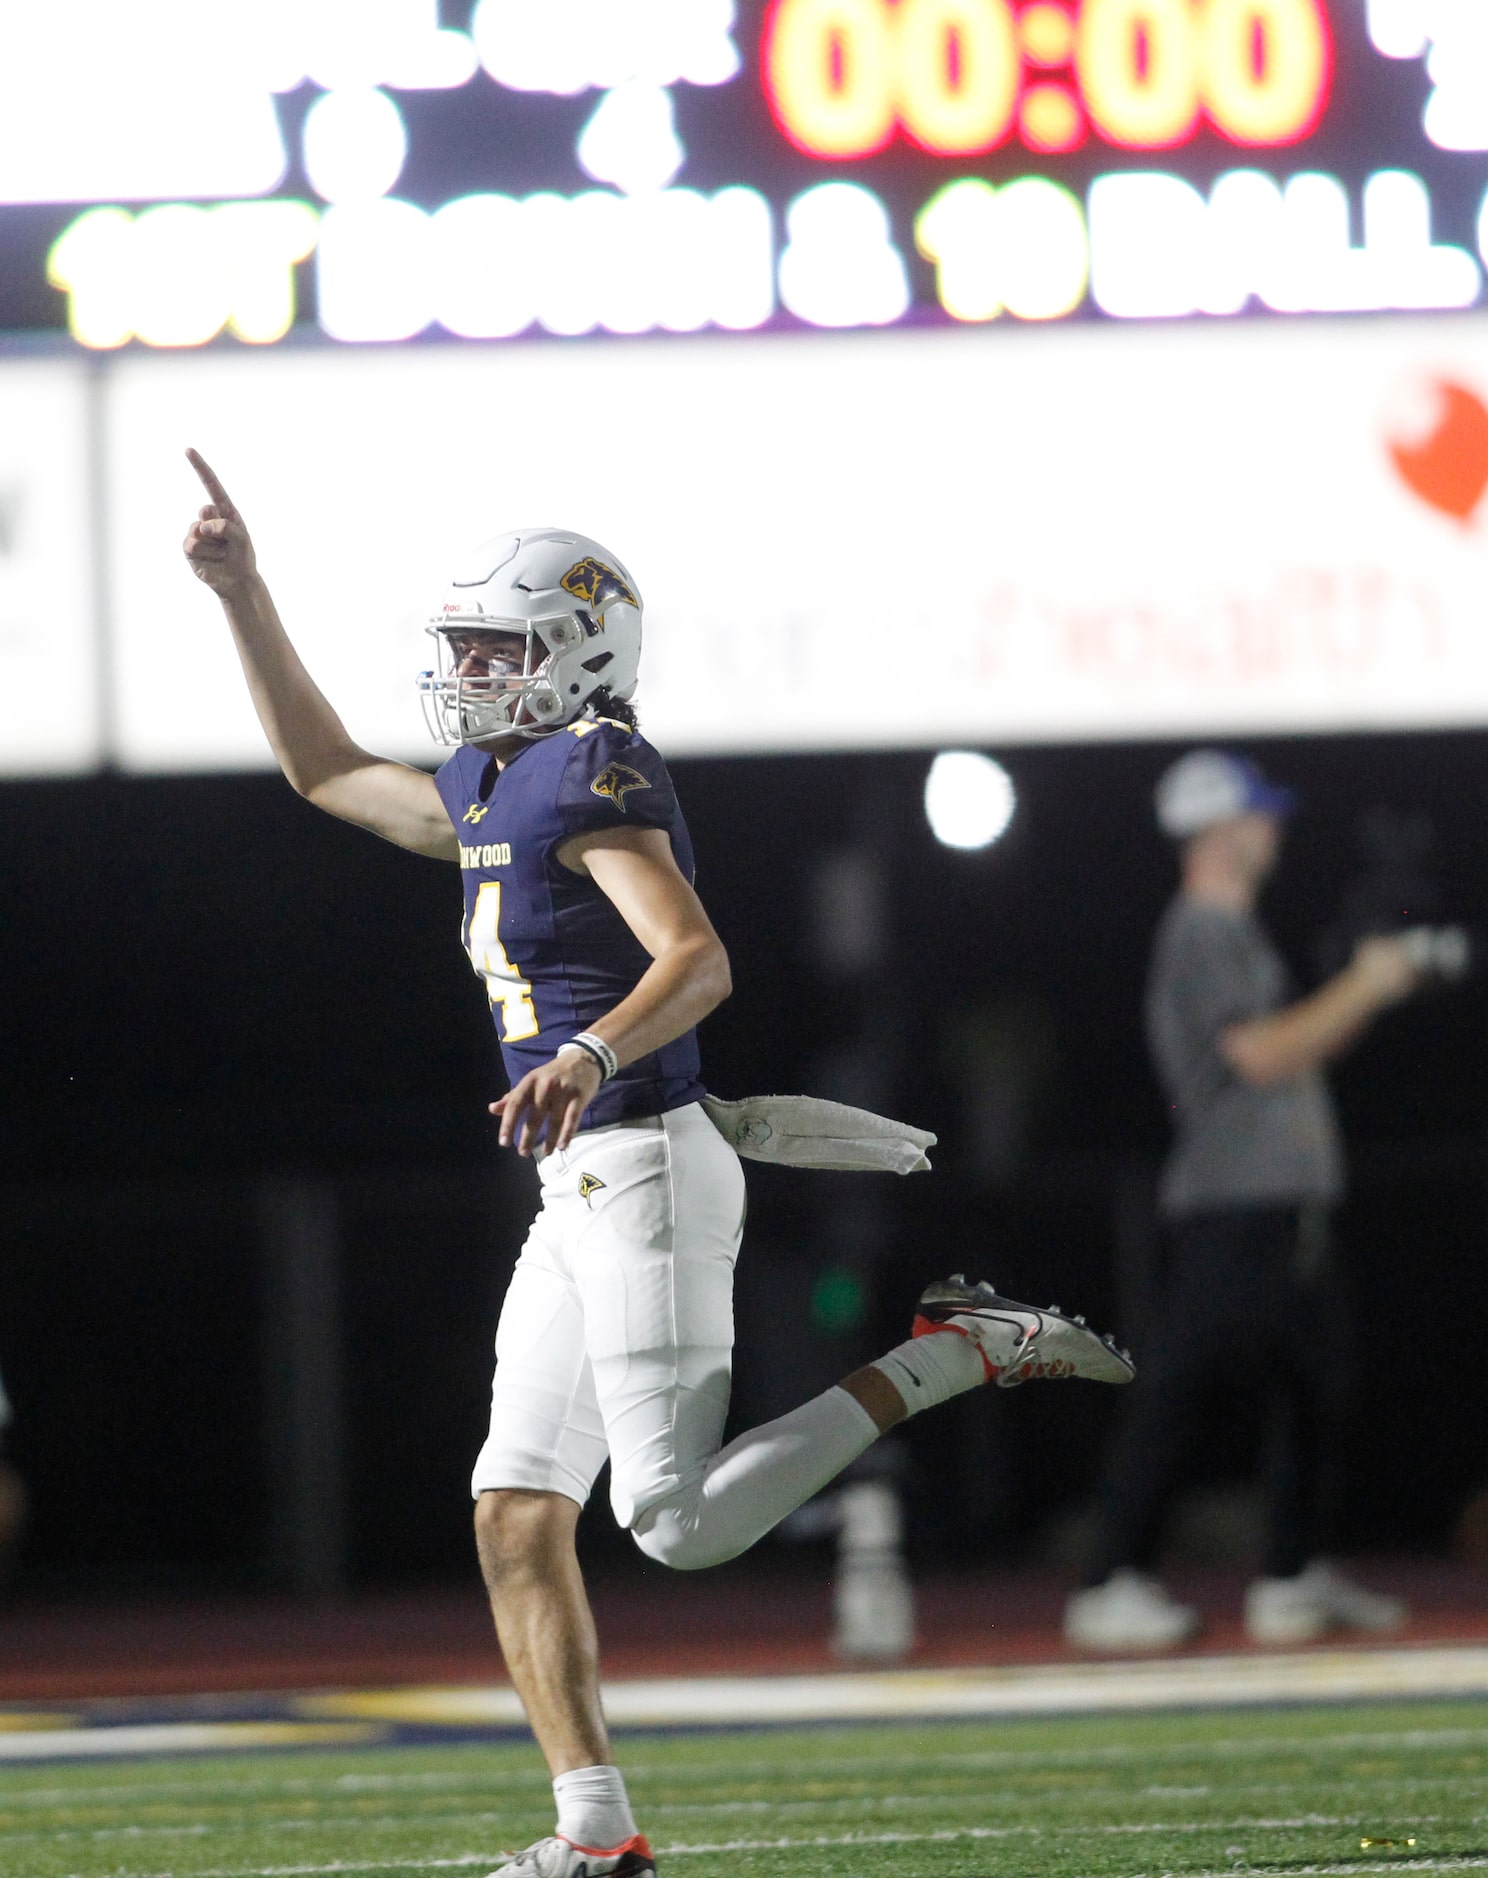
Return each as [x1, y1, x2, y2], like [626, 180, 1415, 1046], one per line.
[99, 310, 1488, 770]
[0, 359, 99, 776]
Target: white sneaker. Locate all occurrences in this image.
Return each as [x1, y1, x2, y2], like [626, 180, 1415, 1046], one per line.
[914, 1275, 1136, 1388]
[1064, 1569, 1200, 1651]
[486, 1835, 656, 1877]
[1245, 1561, 1407, 1645]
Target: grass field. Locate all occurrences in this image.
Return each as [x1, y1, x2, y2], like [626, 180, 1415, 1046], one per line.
[2, 1699, 1485, 1878]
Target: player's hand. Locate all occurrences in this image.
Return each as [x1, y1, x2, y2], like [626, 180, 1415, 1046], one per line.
[182, 448, 257, 595]
[491, 1049, 604, 1157]
[1349, 934, 1422, 1009]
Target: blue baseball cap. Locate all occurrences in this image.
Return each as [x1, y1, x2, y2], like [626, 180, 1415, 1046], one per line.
[1155, 750, 1297, 838]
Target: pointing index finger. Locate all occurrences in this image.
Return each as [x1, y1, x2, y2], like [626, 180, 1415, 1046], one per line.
[186, 447, 237, 518]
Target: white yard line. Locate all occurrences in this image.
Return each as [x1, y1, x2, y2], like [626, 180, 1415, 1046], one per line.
[7, 1808, 1481, 1853]
[119, 1848, 1488, 1878]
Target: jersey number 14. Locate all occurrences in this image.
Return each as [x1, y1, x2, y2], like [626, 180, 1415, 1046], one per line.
[465, 882, 539, 1042]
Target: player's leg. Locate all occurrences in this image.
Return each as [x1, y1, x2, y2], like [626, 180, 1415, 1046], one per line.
[564, 1105, 1129, 1573]
[632, 1290, 1130, 1569]
[475, 1491, 607, 1768]
[471, 1219, 654, 1876]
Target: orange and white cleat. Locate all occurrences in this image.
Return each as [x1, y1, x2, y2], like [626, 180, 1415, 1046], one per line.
[486, 1834, 656, 1877]
[913, 1274, 1135, 1388]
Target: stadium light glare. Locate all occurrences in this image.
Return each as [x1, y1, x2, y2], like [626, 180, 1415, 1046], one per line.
[924, 751, 1016, 851]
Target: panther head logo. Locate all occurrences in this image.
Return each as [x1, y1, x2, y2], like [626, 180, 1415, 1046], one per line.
[561, 558, 639, 613]
[590, 763, 650, 812]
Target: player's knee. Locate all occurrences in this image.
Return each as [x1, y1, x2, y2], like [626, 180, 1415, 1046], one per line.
[473, 1488, 571, 1587]
[628, 1505, 739, 1572]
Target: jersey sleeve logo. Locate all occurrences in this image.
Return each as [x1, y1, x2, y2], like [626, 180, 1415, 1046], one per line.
[590, 762, 650, 812]
[462, 803, 490, 824]
[560, 557, 639, 611]
[578, 1172, 606, 1204]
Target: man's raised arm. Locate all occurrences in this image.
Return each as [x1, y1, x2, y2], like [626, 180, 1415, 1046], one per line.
[182, 449, 457, 860]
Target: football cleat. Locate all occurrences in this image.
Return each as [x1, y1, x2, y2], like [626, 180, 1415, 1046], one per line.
[486, 1834, 656, 1877]
[913, 1274, 1135, 1388]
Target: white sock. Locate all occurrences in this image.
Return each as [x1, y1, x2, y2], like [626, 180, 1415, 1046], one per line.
[873, 1330, 988, 1417]
[553, 1764, 637, 1851]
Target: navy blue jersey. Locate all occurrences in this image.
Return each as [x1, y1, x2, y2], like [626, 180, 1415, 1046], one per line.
[434, 719, 706, 1129]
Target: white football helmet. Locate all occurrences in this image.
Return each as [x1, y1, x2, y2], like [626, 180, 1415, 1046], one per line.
[419, 527, 643, 746]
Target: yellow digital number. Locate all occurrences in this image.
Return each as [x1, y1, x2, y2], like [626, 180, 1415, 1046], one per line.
[763, 0, 1329, 157]
[764, 0, 897, 157]
[1078, 0, 1199, 148]
[1200, 0, 1330, 146]
[465, 881, 539, 1043]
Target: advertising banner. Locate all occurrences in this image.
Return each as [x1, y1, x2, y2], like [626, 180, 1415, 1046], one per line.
[104, 311, 1488, 765]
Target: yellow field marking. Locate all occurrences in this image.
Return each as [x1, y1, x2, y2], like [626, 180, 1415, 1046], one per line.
[299, 1646, 1488, 1730]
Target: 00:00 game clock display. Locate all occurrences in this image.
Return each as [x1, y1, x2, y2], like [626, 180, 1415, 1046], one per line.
[764, 0, 1331, 156]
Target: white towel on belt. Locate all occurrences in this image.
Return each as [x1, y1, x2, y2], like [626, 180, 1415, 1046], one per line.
[701, 1093, 936, 1175]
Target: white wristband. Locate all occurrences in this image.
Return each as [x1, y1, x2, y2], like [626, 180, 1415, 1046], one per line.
[561, 1032, 618, 1082]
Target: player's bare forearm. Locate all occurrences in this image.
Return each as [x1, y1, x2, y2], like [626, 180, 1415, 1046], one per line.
[183, 450, 456, 860]
[585, 934, 732, 1067]
[490, 936, 729, 1157]
[217, 578, 452, 851]
[492, 827, 731, 1156]
[573, 832, 732, 1058]
[213, 570, 353, 788]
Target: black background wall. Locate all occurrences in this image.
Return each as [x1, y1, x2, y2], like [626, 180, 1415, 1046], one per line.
[3, 729, 1487, 1594]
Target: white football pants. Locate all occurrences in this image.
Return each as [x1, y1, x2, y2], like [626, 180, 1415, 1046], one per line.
[471, 1102, 880, 1569]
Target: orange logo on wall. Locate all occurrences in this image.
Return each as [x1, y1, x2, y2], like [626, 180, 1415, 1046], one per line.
[1387, 379, 1488, 524]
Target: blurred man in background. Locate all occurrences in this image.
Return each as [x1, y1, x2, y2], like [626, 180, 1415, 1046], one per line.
[1065, 750, 1420, 1651]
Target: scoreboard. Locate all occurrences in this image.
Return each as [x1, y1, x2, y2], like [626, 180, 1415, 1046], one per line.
[4, 0, 1485, 351]
[4, 0, 1488, 778]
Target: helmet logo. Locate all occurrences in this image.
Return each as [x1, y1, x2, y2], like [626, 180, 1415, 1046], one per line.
[462, 804, 490, 825]
[561, 557, 638, 612]
[590, 763, 650, 812]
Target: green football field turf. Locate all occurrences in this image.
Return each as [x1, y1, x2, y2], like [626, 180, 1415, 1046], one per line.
[1, 1699, 1485, 1878]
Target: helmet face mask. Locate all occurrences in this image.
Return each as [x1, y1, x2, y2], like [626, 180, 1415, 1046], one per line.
[418, 529, 642, 748]
[421, 614, 583, 745]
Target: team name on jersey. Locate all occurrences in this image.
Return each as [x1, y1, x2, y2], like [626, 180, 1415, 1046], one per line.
[460, 840, 513, 869]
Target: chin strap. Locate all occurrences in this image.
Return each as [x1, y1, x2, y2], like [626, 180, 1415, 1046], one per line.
[701, 1093, 936, 1175]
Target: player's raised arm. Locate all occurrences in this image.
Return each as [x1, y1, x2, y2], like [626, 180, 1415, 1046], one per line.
[182, 449, 457, 860]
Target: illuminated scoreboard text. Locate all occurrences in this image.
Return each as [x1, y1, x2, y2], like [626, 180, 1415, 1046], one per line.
[764, 0, 1331, 157]
[5, 0, 1486, 349]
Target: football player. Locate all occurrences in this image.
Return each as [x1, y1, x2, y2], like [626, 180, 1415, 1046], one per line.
[183, 450, 1134, 1878]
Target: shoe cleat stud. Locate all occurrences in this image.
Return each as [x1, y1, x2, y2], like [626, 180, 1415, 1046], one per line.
[1073, 1314, 1087, 1325]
